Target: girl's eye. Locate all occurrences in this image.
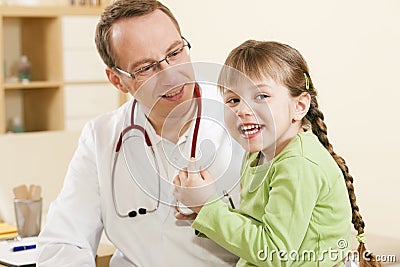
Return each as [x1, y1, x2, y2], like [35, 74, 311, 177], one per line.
[256, 94, 269, 100]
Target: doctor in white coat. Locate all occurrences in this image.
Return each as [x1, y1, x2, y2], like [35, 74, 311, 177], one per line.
[37, 0, 244, 266]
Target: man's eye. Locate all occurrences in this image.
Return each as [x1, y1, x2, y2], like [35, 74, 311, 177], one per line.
[136, 64, 155, 74]
[168, 47, 183, 58]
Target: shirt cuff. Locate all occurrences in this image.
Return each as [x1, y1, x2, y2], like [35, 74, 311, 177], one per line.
[192, 198, 228, 234]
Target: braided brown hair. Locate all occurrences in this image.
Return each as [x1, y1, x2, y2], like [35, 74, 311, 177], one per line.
[219, 40, 381, 267]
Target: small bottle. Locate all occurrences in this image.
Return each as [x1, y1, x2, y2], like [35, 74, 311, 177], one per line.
[90, 0, 100, 6]
[3, 60, 6, 79]
[9, 117, 25, 133]
[18, 55, 31, 83]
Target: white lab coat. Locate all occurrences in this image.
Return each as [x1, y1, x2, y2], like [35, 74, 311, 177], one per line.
[37, 84, 244, 267]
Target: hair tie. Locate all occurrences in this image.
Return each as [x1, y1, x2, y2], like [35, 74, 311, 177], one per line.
[357, 233, 366, 244]
[303, 73, 310, 90]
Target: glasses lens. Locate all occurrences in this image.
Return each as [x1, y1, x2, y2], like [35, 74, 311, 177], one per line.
[135, 63, 158, 82]
[135, 39, 191, 82]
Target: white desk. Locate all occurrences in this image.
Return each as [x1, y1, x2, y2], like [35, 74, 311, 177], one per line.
[0, 237, 37, 267]
[0, 238, 114, 267]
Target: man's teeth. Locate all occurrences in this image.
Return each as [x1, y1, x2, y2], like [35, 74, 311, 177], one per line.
[164, 89, 182, 97]
[241, 124, 261, 135]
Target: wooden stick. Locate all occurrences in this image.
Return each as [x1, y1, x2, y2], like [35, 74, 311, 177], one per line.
[30, 185, 42, 200]
[13, 185, 29, 200]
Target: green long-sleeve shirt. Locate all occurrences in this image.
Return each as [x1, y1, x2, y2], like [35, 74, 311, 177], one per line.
[192, 131, 352, 266]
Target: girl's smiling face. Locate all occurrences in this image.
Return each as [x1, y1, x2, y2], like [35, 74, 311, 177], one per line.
[223, 76, 304, 161]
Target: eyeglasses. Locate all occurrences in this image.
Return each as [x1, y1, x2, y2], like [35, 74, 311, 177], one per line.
[113, 37, 191, 82]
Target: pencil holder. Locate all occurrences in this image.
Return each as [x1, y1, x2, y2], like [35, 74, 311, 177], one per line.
[13, 198, 42, 237]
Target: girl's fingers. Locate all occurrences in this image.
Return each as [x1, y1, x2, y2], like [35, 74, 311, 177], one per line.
[172, 175, 181, 186]
[179, 169, 188, 182]
[175, 211, 197, 220]
[200, 168, 214, 184]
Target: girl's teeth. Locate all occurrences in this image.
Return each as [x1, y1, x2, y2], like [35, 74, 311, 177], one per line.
[241, 124, 261, 135]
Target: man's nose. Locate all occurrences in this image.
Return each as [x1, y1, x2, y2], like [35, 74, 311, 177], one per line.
[156, 61, 181, 86]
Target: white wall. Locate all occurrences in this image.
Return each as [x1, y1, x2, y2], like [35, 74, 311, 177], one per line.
[161, 0, 400, 238]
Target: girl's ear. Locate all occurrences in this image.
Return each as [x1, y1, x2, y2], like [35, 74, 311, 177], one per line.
[293, 92, 311, 122]
[106, 67, 129, 93]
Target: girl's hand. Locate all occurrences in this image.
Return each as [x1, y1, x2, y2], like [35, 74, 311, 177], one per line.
[174, 205, 198, 220]
[173, 158, 216, 214]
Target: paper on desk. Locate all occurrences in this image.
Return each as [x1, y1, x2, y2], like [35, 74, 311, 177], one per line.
[0, 223, 17, 235]
[0, 236, 37, 266]
[0, 223, 18, 241]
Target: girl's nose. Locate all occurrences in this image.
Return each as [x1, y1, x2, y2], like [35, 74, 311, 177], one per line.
[236, 101, 253, 117]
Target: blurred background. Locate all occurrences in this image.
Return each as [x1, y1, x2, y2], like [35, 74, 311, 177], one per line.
[0, 0, 399, 257]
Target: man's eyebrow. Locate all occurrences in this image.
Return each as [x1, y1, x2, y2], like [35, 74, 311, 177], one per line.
[165, 39, 183, 53]
[129, 39, 183, 71]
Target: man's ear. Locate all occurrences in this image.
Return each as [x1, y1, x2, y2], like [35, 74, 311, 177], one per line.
[106, 67, 129, 93]
[293, 92, 311, 122]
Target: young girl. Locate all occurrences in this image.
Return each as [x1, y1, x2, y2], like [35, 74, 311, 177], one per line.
[173, 40, 380, 267]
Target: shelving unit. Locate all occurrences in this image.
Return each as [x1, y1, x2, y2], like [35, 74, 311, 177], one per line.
[0, 3, 113, 134]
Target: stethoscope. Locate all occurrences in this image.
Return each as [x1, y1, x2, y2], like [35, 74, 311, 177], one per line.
[111, 84, 202, 218]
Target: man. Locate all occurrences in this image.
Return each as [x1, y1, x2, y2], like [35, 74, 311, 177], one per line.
[37, 0, 243, 266]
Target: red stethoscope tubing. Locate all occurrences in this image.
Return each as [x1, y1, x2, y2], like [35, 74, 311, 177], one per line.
[115, 84, 202, 158]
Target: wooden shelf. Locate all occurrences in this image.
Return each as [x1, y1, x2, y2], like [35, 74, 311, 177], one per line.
[0, 8, 67, 133]
[0, 2, 113, 134]
[0, 6, 104, 17]
[4, 81, 62, 90]
[64, 80, 108, 85]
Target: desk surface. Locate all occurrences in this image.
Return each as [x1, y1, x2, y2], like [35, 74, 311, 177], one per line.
[0, 237, 37, 267]
[0, 242, 115, 267]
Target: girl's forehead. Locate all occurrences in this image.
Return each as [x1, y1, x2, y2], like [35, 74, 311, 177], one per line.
[223, 76, 275, 93]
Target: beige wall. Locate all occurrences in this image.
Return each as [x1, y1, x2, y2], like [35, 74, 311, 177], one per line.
[0, 0, 399, 242]
[0, 131, 80, 225]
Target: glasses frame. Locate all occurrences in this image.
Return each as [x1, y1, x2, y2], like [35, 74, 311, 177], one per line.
[113, 36, 191, 82]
